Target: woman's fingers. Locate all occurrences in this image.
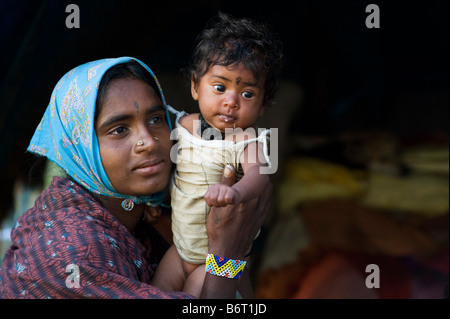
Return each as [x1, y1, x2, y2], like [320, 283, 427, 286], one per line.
[220, 164, 236, 186]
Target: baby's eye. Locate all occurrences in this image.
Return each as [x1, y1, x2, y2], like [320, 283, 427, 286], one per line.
[213, 84, 225, 92]
[242, 91, 254, 99]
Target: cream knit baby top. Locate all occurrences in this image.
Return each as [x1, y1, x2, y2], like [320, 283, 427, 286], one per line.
[170, 111, 270, 264]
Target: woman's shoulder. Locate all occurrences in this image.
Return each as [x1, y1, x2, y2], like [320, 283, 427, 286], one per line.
[15, 176, 117, 239]
[11, 177, 136, 265]
[35, 176, 101, 215]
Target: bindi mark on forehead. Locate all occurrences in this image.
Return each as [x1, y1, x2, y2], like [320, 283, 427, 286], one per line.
[134, 101, 139, 109]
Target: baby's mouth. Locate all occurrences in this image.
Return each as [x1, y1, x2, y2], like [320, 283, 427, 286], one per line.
[218, 114, 236, 123]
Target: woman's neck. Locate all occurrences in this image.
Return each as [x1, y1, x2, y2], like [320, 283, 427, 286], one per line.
[94, 195, 145, 234]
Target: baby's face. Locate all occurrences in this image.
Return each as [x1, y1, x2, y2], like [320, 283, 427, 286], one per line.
[191, 63, 266, 132]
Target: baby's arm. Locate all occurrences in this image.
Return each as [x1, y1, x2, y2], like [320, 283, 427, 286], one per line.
[204, 139, 269, 207]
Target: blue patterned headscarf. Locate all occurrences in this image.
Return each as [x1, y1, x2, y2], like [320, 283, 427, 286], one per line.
[28, 57, 172, 211]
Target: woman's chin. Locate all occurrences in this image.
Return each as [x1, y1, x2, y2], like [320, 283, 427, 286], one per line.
[132, 182, 169, 197]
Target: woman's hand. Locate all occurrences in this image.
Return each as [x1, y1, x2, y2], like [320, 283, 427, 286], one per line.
[201, 165, 272, 298]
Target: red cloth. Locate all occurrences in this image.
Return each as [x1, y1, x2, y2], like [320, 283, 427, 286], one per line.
[0, 177, 190, 299]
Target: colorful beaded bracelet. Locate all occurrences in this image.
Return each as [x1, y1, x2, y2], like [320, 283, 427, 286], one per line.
[205, 253, 246, 279]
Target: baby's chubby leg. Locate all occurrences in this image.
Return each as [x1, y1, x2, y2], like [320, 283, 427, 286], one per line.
[183, 262, 206, 298]
[151, 245, 186, 293]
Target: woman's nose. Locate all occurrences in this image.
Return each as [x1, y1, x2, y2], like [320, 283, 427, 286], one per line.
[134, 131, 159, 152]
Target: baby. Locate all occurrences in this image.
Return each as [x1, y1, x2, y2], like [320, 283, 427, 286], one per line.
[153, 12, 283, 298]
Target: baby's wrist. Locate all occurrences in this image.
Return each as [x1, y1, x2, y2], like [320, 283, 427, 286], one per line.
[230, 185, 243, 202]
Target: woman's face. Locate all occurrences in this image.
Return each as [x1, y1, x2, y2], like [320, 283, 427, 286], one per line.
[95, 78, 173, 197]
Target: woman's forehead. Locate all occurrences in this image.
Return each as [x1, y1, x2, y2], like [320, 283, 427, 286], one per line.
[104, 78, 159, 100]
[99, 78, 162, 114]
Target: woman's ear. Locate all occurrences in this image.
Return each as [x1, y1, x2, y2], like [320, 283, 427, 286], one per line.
[191, 78, 199, 101]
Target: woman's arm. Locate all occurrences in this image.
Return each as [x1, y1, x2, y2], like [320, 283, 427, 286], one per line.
[200, 166, 272, 299]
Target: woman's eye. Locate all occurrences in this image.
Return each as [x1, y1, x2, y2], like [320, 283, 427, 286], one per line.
[242, 91, 254, 99]
[149, 115, 164, 125]
[213, 84, 225, 92]
[111, 126, 127, 135]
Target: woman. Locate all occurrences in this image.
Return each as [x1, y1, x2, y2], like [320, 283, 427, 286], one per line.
[0, 57, 271, 298]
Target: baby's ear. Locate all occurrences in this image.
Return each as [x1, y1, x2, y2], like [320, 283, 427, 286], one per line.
[191, 78, 199, 101]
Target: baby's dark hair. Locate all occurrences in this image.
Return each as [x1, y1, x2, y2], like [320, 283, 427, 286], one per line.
[186, 12, 284, 107]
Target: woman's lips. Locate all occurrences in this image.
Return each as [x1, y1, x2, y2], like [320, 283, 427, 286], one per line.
[133, 160, 165, 176]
